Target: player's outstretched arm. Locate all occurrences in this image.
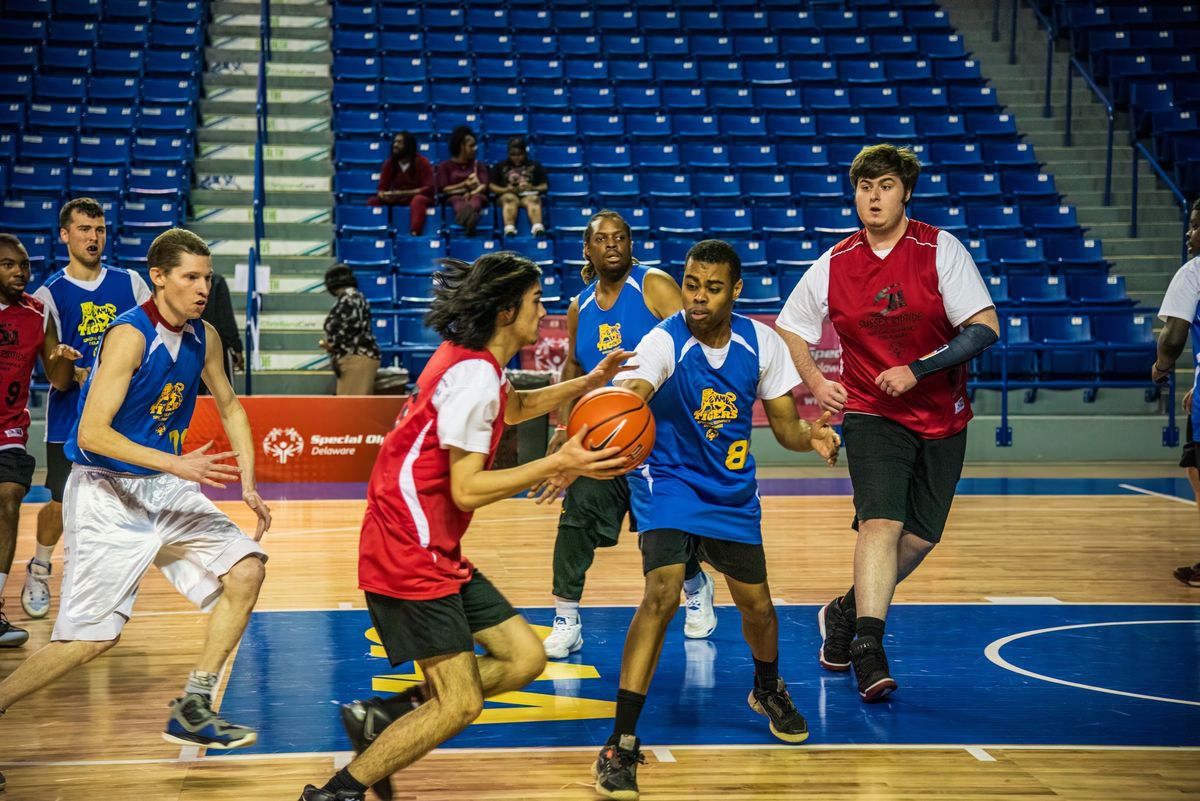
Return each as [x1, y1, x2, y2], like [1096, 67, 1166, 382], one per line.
[449, 427, 627, 512]
[762, 395, 841, 466]
[504, 347, 637, 425]
[776, 326, 846, 413]
[39, 318, 82, 392]
[544, 299, 582, 456]
[201, 320, 271, 539]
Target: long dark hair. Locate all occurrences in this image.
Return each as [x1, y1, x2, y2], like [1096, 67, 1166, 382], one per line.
[425, 252, 542, 350]
[448, 125, 476, 161]
[390, 131, 418, 176]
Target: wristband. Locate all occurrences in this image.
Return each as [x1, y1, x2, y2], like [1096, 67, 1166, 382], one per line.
[555, 425, 568, 432]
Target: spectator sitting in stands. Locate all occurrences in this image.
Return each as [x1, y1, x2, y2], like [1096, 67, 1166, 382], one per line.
[319, 264, 381, 396]
[489, 136, 548, 238]
[435, 126, 489, 237]
[368, 131, 434, 237]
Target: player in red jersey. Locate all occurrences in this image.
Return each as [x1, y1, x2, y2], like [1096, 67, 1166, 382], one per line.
[777, 145, 999, 703]
[299, 252, 633, 801]
[0, 233, 80, 653]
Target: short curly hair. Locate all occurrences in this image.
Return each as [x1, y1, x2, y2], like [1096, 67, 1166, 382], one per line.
[848, 144, 921, 203]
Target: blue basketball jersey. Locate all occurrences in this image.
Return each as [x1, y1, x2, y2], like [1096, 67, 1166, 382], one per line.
[628, 313, 766, 544]
[65, 303, 207, 475]
[575, 264, 662, 375]
[35, 265, 150, 443]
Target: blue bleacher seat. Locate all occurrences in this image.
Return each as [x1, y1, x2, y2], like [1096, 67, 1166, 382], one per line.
[141, 78, 195, 107]
[703, 208, 754, 236]
[151, 23, 203, 50]
[133, 136, 191, 164]
[1010, 275, 1067, 305]
[0, 200, 58, 233]
[968, 205, 1022, 235]
[793, 172, 846, 202]
[551, 205, 597, 235]
[97, 48, 145, 75]
[537, 144, 584, 171]
[19, 133, 73, 162]
[1021, 205, 1082, 235]
[868, 113, 918, 141]
[332, 4, 376, 28]
[334, 172, 380, 205]
[654, 208, 703, 235]
[68, 166, 124, 198]
[337, 206, 390, 237]
[643, 172, 692, 202]
[338, 237, 393, 270]
[730, 144, 779, 171]
[468, 7, 510, 30]
[394, 237, 447, 280]
[740, 172, 790, 204]
[806, 206, 859, 233]
[592, 172, 640, 203]
[681, 143, 729, 169]
[985, 275, 1010, 305]
[1044, 236, 1106, 273]
[153, 0, 202, 25]
[144, 50, 199, 77]
[916, 206, 968, 236]
[447, 238, 502, 266]
[35, 75, 87, 104]
[626, 113, 673, 140]
[334, 140, 386, 170]
[82, 104, 135, 132]
[767, 238, 821, 268]
[852, 86, 902, 110]
[737, 273, 781, 308]
[656, 59, 700, 84]
[332, 56, 379, 82]
[0, 45, 38, 72]
[9, 164, 66, 197]
[929, 141, 983, 168]
[1094, 313, 1156, 378]
[1067, 275, 1131, 306]
[950, 171, 1003, 201]
[87, 76, 139, 104]
[587, 144, 632, 170]
[546, 173, 590, 200]
[1003, 171, 1060, 203]
[28, 102, 82, 132]
[137, 105, 192, 135]
[510, 9, 552, 33]
[0, 19, 47, 44]
[532, 113, 578, 141]
[127, 166, 188, 198]
[989, 237, 1046, 271]
[755, 207, 805, 235]
[380, 57, 425, 85]
[1033, 314, 1095, 378]
[578, 113, 625, 141]
[570, 86, 616, 112]
[693, 174, 742, 204]
[900, 85, 949, 110]
[978, 315, 1034, 379]
[121, 200, 178, 231]
[630, 143, 679, 169]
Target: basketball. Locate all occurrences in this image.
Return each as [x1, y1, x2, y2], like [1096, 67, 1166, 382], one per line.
[567, 386, 656, 470]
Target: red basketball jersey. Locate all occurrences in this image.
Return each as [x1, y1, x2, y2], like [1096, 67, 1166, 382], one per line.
[0, 294, 47, 450]
[827, 220, 971, 438]
[359, 341, 509, 600]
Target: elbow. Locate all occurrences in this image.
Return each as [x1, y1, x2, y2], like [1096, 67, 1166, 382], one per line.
[76, 424, 97, 453]
[450, 489, 478, 513]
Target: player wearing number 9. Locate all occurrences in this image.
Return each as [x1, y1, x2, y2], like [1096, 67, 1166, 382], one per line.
[590, 239, 840, 800]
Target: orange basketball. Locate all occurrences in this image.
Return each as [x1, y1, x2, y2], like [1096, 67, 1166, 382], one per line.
[567, 386, 656, 470]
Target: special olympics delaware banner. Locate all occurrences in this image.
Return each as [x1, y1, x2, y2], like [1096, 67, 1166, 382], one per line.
[187, 396, 407, 483]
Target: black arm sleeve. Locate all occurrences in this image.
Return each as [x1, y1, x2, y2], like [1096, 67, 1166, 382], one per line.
[909, 323, 999, 380]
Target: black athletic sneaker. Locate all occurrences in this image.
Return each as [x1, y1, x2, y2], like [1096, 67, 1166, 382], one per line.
[850, 636, 898, 703]
[340, 692, 419, 801]
[748, 677, 809, 743]
[593, 734, 644, 800]
[817, 596, 854, 671]
[1, 769, 6, 790]
[297, 786, 363, 801]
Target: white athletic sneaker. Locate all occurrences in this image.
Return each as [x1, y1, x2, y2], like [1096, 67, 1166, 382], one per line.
[542, 615, 583, 659]
[21, 558, 52, 619]
[683, 571, 717, 639]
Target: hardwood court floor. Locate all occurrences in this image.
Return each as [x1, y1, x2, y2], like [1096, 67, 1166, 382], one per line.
[1, 477, 1198, 800]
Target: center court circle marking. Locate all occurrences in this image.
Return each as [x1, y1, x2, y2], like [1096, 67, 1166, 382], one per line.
[984, 620, 1200, 707]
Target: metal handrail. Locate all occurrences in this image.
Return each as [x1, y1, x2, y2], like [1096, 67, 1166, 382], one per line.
[244, 0, 271, 394]
[1007, 0, 1055, 117]
[1065, 57, 1114, 206]
[1130, 141, 1189, 265]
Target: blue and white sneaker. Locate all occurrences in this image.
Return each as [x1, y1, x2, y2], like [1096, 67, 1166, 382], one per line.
[21, 558, 52, 619]
[0, 602, 28, 648]
[162, 692, 257, 749]
[683, 570, 717, 639]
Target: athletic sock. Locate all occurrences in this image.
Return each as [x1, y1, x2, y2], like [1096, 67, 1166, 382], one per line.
[682, 571, 706, 595]
[554, 597, 580, 622]
[753, 656, 780, 687]
[0, 573, 7, 596]
[611, 689, 646, 739]
[322, 766, 368, 796]
[379, 685, 425, 718]
[855, 616, 885, 642]
[841, 587, 856, 611]
[184, 670, 219, 699]
[34, 543, 53, 564]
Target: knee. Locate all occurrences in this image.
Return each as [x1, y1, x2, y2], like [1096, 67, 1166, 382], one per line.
[83, 636, 120, 663]
[447, 686, 484, 730]
[739, 597, 776, 627]
[641, 576, 683, 618]
[0, 494, 20, 527]
[224, 557, 266, 596]
[511, 642, 547, 686]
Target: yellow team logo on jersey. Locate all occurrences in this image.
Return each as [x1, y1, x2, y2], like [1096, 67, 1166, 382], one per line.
[596, 322, 622, 352]
[77, 301, 119, 339]
[693, 387, 739, 441]
[149, 382, 185, 435]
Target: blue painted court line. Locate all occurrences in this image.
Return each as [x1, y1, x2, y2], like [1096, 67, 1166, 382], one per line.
[218, 604, 1200, 756]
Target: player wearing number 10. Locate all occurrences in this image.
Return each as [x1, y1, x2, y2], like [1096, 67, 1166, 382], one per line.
[592, 240, 842, 800]
[0, 229, 273, 764]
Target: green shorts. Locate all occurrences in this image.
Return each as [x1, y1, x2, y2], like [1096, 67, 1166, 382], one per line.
[842, 413, 968, 544]
[559, 474, 635, 543]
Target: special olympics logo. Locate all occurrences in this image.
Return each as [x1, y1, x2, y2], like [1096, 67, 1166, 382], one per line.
[263, 427, 304, 464]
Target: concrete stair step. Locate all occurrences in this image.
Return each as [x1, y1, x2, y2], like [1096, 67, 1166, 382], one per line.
[201, 113, 330, 133]
[196, 129, 332, 147]
[193, 205, 331, 225]
[230, 274, 327, 299]
[1083, 220, 1184, 240]
[1054, 174, 1163, 194]
[194, 158, 332, 178]
[1123, 271, 1179, 291]
[1076, 204, 1181, 224]
[212, 253, 334, 273]
[195, 173, 331, 192]
[191, 187, 333, 206]
[202, 99, 332, 117]
[192, 221, 334, 240]
[1102, 237, 1185, 257]
[243, 292, 332, 313]
[206, 46, 330, 65]
[209, 238, 331, 258]
[205, 87, 330, 105]
[198, 143, 330, 162]
[1109, 252, 1190, 272]
[213, 0, 329, 16]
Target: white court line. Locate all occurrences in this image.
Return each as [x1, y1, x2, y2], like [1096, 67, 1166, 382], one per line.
[965, 747, 995, 762]
[986, 597, 1063, 604]
[332, 752, 352, 770]
[1118, 483, 1194, 505]
[337, 601, 353, 610]
[5, 743, 1198, 768]
[650, 747, 676, 763]
[985, 620, 1200, 707]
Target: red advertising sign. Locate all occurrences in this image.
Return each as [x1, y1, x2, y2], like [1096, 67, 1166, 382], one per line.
[187, 396, 407, 483]
[519, 313, 844, 426]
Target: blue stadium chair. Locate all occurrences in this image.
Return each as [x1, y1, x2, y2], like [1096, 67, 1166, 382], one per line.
[777, 143, 829, 171]
[700, 60, 745, 84]
[477, 84, 523, 111]
[1021, 205, 1082, 235]
[137, 105, 192, 135]
[734, 34, 780, 57]
[868, 113, 918, 141]
[546, 173, 590, 201]
[814, 7, 859, 30]
[551, 205, 597, 235]
[978, 315, 1035, 379]
[935, 59, 984, 84]
[1003, 171, 1060, 204]
[967, 112, 1020, 139]
[915, 205, 968, 236]
[767, 9, 816, 32]
[610, 60, 656, 86]
[578, 113, 625, 141]
[685, 10, 726, 32]
[741, 172, 791, 204]
[659, 239, 693, 275]
[641, 9, 682, 31]
[703, 208, 754, 236]
[613, 206, 651, 233]
[558, 33, 601, 58]
[335, 140, 387, 171]
[911, 172, 950, 203]
[873, 33, 918, 56]
[587, 144, 632, 170]
[88, 76, 139, 105]
[338, 237, 394, 270]
[382, 83, 430, 110]
[790, 60, 839, 84]
[948, 84, 1001, 110]
[524, 86, 568, 111]
[337, 206, 391, 237]
[630, 144, 679, 169]
[920, 32, 969, 60]
[681, 143, 729, 169]
[827, 34, 872, 58]
[851, 86, 902, 110]
[694, 174, 742, 204]
[370, 314, 398, 353]
[141, 78, 196, 107]
[949, 171, 1003, 201]
[730, 144, 779, 171]
[510, 9, 553, 33]
[429, 84, 475, 109]
[592, 172, 640, 203]
[843, 60, 889, 85]
[380, 57, 426, 84]
[731, 239, 769, 272]
[470, 32, 513, 56]
[517, 237, 555, 266]
[985, 275, 1010, 306]
[9, 165, 66, 197]
[41, 46, 92, 75]
[150, 23, 202, 51]
[968, 205, 1022, 235]
[98, 21, 148, 47]
[818, 114, 867, 140]
[595, 8, 638, 31]
[154, 0, 202, 25]
[720, 113, 769, 141]
[144, 50, 200, 77]
[754, 86, 802, 112]
[28, 103, 82, 132]
[447, 238, 502, 265]
[468, 7, 509, 29]
[1067, 275, 1132, 306]
[333, 56, 381, 82]
[378, 5, 420, 29]
[356, 273, 395, 308]
[928, 141, 984, 168]
[770, 113, 819, 140]
[755, 207, 805, 235]
[1044, 236, 1106, 273]
[127, 166, 188, 198]
[736, 273, 781, 309]
[554, 8, 594, 30]
[0, 74, 32, 103]
[792, 172, 846, 203]
[652, 208, 703, 235]
[21, 233, 53, 274]
[0, 134, 14, 164]
[710, 87, 754, 112]
[806, 206, 859, 233]
[643, 34, 689, 58]
[383, 110, 431, 137]
[0, 199, 57, 233]
[0, 19, 46, 45]
[426, 58, 471, 83]
[989, 237, 1046, 270]
[537, 144, 584, 171]
[627, 113, 673, 140]
[657, 59, 700, 84]
[565, 59, 609, 84]
[570, 86, 616, 111]
[334, 172, 381, 205]
[616, 86, 661, 110]
[767, 237, 821, 268]
[97, 48, 146, 75]
[121, 200, 178, 231]
[394, 237, 447, 279]
[961, 237, 990, 271]
[825, 143, 866, 168]
[726, 10, 770, 32]
[69, 166, 124, 198]
[1094, 313, 1156, 378]
[0, 45, 38, 72]
[378, 30, 420, 54]
[884, 57, 933, 83]
[1032, 314, 1095, 378]
[424, 7, 465, 29]
[643, 172, 692, 203]
[916, 112, 967, 139]
[482, 112, 530, 139]
[531, 113, 577, 141]
[35, 75, 87, 104]
[133, 136, 191, 164]
[659, 86, 706, 111]
[805, 87, 851, 112]
[424, 32, 469, 55]
[19, 133, 73, 162]
[900, 85, 949, 110]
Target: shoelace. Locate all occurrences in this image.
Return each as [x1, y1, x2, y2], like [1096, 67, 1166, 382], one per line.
[759, 689, 798, 719]
[606, 746, 646, 770]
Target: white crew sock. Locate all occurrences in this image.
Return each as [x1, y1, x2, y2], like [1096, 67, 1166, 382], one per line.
[683, 571, 707, 595]
[34, 543, 54, 564]
[554, 597, 580, 622]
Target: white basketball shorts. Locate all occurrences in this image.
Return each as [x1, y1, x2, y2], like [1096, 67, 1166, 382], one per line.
[52, 465, 268, 641]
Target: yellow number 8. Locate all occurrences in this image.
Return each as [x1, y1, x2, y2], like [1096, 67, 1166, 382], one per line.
[724, 439, 748, 470]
